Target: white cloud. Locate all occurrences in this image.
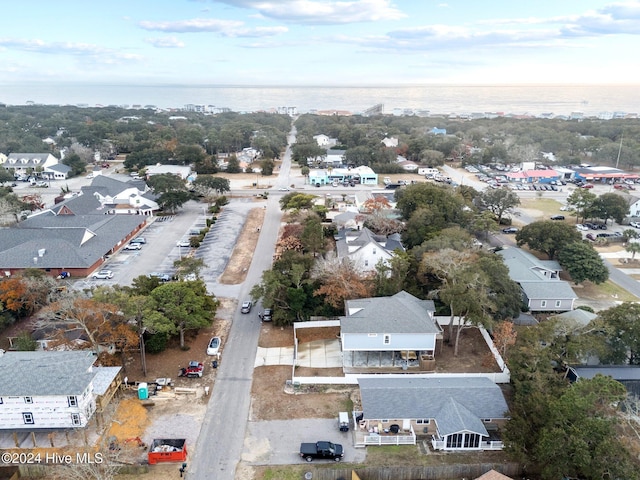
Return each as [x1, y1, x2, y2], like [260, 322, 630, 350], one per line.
[145, 37, 186, 48]
[138, 18, 287, 37]
[209, 0, 406, 24]
[0, 38, 142, 63]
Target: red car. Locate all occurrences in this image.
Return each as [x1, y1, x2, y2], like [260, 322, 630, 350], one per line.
[581, 184, 594, 189]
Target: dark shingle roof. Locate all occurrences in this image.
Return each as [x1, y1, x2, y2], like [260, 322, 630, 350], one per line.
[358, 377, 509, 436]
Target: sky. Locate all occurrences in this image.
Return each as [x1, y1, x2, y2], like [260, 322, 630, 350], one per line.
[1, 0, 639, 86]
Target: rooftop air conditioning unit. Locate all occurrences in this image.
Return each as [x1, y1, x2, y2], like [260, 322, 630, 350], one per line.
[38, 248, 46, 257]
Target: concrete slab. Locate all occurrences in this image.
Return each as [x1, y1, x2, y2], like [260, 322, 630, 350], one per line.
[254, 346, 294, 367]
[295, 339, 342, 368]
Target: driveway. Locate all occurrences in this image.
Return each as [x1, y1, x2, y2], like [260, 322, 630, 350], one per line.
[242, 419, 366, 466]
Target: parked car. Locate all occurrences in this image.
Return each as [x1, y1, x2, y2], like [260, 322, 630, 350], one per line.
[586, 233, 596, 241]
[240, 301, 253, 314]
[550, 215, 565, 220]
[123, 243, 142, 251]
[581, 184, 594, 189]
[259, 309, 273, 322]
[206, 336, 221, 356]
[176, 240, 191, 248]
[92, 270, 114, 279]
[576, 224, 589, 231]
[630, 221, 640, 228]
[502, 227, 518, 234]
[148, 272, 171, 282]
[35, 181, 48, 188]
[130, 237, 146, 244]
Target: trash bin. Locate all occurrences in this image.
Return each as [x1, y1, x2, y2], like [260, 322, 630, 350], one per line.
[212, 360, 218, 369]
[138, 382, 148, 400]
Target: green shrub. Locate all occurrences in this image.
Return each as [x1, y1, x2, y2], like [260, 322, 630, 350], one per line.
[14, 332, 38, 351]
[145, 333, 168, 354]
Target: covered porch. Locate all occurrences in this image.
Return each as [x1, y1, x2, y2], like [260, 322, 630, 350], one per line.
[342, 350, 435, 374]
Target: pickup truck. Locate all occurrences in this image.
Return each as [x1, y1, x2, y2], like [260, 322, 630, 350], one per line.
[299, 441, 343, 462]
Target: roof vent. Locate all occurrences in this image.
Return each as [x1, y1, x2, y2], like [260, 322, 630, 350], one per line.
[38, 248, 46, 257]
[33, 257, 38, 264]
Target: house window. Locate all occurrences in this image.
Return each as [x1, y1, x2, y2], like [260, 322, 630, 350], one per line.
[24, 397, 33, 404]
[463, 433, 480, 448]
[483, 419, 492, 423]
[416, 419, 430, 424]
[541, 300, 547, 308]
[364, 260, 369, 267]
[71, 414, 81, 426]
[383, 334, 391, 345]
[23, 413, 34, 424]
[555, 300, 562, 308]
[446, 433, 463, 448]
[372, 248, 377, 255]
[68, 396, 78, 407]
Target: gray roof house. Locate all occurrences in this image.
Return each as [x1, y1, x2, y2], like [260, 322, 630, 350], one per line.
[87, 175, 159, 214]
[497, 247, 577, 312]
[43, 162, 72, 180]
[341, 291, 441, 373]
[0, 351, 121, 430]
[0, 153, 59, 176]
[335, 227, 404, 274]
[0, 188, 148, 277]
[567, 366, 640, 398]
[357, 377, 508, 450]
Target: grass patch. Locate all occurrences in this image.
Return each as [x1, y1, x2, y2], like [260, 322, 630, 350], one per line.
[519, 197, 567, 216]
[576, 279, 640, 303]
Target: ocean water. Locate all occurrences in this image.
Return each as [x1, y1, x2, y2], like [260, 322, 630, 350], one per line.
[1, 83, 639, 116]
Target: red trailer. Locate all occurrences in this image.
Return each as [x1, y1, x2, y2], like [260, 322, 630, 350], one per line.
[147, 439, 187, 465]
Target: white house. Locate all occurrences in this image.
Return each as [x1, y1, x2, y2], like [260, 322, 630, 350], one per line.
[145, 164, 193, 181]
[381, 137, 398, 148]
[0, 153, 60, 177]
[335, 227, 404, 273]
[0, 351, 120, 430]
[313, 134, 338, 148]
[88, 175, 159, 215]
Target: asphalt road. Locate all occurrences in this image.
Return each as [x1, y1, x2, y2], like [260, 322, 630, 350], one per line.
[186, 126, 295, 480]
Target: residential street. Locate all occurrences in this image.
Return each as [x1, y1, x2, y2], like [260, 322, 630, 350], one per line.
[185, 125, 296, 480]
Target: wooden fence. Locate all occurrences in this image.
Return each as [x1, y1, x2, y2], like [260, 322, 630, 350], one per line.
[305, 463, 522, 480]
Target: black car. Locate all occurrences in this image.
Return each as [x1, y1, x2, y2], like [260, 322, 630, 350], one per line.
[259, 308, 273, 322]
[502, 227, 518, 234]
[550, 215, 565, 220]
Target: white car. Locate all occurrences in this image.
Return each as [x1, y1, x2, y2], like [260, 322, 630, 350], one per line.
[630, 221, 640, 228]
[576, 224, 589, 231]
[206, 336, 221, 356]
[123, 243, 142, 251]
[92, 270, 114, 279]
[176, 240, 191, 248]
[278, 187, 290, 191]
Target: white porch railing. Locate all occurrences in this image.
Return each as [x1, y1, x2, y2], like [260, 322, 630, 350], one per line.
[363, 433, 416, 446]
[431, 439, 504, 451]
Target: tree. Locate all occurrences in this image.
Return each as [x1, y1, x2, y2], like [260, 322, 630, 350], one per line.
[626, 241, 640, 260]
[516, 220, 582, 259]
[37, 296, 137, 356]
[61, 152, 88, 177]
[149, 281, 218, 348]
[373, 250, 411, 296]
[226, 155, 241, 173]
[191, 175, 230, 205]
[300, 214, 325, 256]
[566, 188, 597, 223]
[279, 192, 316, 211]
[596, 302, 640, 365]
[146, 173, 186, 194]
[557, 241, 609, 284]
[478, 188, 520, 224]
[312, 257, 372, 309]
[534, 375, 635, 480]
[157, 190, 192, 213]
[491, 320, 517, 357]
[471, 210, 500, 241]
[0, 169, 14, 184]
[591, 192, 630, 224]
[173, 256, 207, 280]
[260, 159, 275, 176]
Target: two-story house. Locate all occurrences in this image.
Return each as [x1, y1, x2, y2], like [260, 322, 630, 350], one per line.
[87, 175, 159, 215]
[0, 153, 60, 178]
[341, 291, 442, 373]
[0, 351, 121, 430]
[335, 227, 403, 273]
[497, 247, 577, 312]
